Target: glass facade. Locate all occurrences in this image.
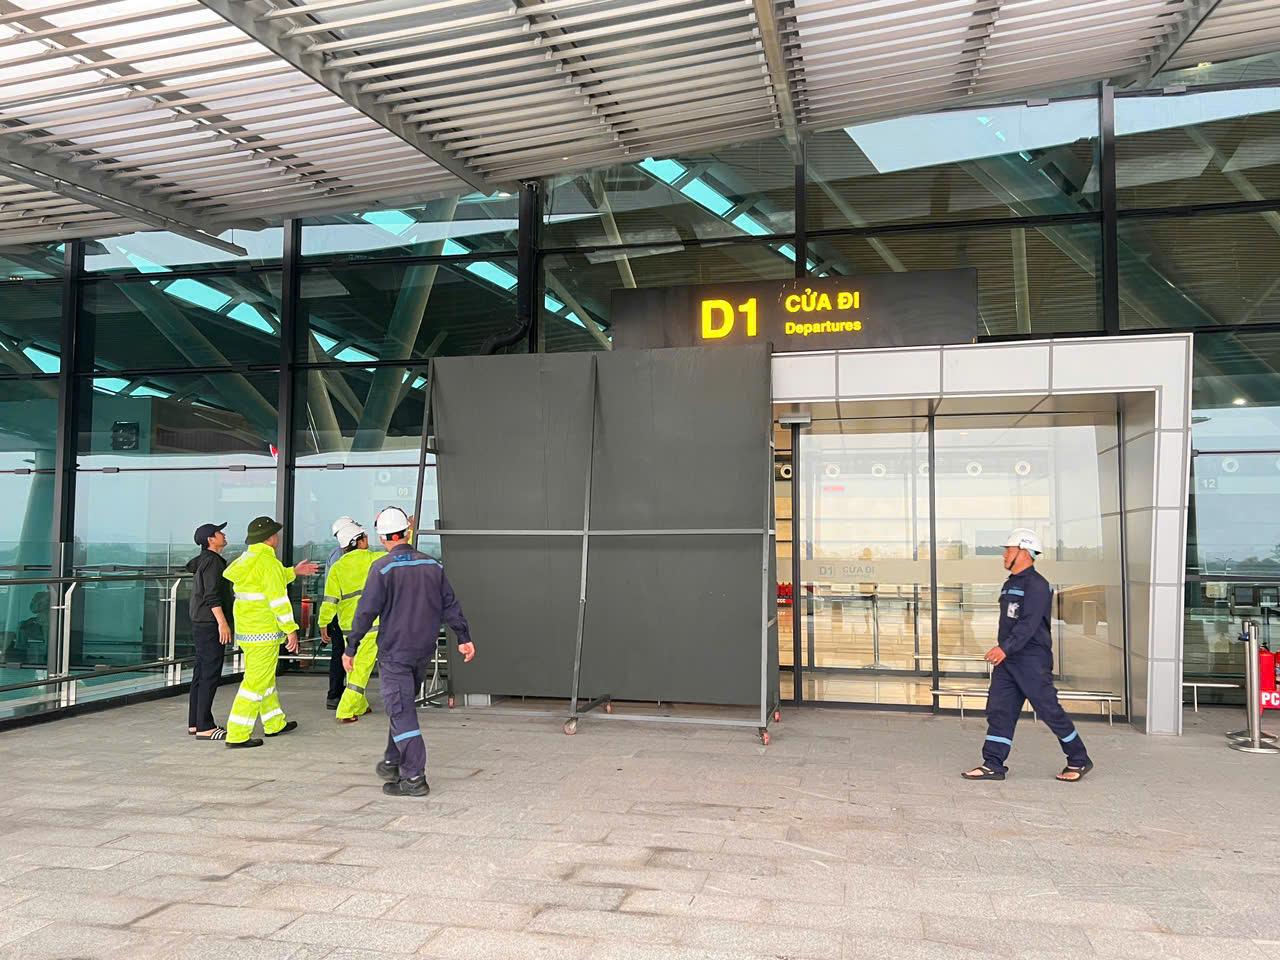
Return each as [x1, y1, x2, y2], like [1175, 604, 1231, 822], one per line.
[2, 76, 1279, 717]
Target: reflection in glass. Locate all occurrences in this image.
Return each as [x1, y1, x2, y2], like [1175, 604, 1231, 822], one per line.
[933, 414, 1123, 707]
[301, 194, 518, 258]
[293, 465, 434, 567]
[77, 371, 279, 465]
[543, 139, 795, 248]
[1189, 454, 1280, 577]
[73, 470, 278, 570]
[819, 223, 1102, 336]
[0, 244, 63, 279]
[295, 366, 427, 464]
[0, 281, 62, 373]
[1191, 330, 1280, 450]
[83, 273, 282, 371]
[796, 419, 932, 705]
[300, 259, 517, 361]
[1117, 87, 1280, 208]
[0, 379, 59, 575]
[1119, 213, 1280, 328]
[808, 100, 1099, 230]
[83, 227, 283, 274]
[543, 241, 797, 349]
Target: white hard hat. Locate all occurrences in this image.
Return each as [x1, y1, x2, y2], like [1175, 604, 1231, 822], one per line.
[374, 506, 411, 537]
[335, 520, 366, 549]
[1004, 527, 1042, 555]
[331, 515, 354, 537]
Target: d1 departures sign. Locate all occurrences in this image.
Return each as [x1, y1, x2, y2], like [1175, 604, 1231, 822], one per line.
[609, 269, 977, 352]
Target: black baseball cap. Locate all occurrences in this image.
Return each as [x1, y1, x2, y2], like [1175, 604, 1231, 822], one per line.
[194, 521, 227, 546]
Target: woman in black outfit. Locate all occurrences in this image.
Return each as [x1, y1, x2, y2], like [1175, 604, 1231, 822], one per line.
[185, 522, 233, 740]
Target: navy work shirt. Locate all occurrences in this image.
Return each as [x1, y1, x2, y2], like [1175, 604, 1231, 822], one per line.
[346, 543, 471, 664]
[997, 565, 1053, 657]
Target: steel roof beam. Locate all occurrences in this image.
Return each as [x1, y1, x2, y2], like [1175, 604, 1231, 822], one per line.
[752, 0, 799, 152]
[0, 151, 246, 256]
[195, 0, 492, 193]
[1124, 0, 1224, 86]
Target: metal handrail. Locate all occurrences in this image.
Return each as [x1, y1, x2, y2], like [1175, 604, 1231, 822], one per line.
[0, 655, 199, 696]
[0, 572, 194, 587]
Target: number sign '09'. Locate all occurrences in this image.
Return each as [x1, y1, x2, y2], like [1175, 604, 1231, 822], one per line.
[610, 270, 977, 353]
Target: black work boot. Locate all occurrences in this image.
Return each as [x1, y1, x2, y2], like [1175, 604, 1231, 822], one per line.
[265, 721, 298, 737]
[227, 738, 264, 749]
[382, 775, 429, 798]
[375, 760, 400, 782]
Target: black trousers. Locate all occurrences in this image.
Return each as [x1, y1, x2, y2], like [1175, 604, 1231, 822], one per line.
[327, 619, 345, 701]
[187, 621, 226, 731]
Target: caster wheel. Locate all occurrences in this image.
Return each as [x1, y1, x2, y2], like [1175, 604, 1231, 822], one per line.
[604, 702, 613, 714]
[759, 730, 771, 746]
[447, 696, 455, 709]
[772, 709, 782, 723]
[563, 718, 578, 736]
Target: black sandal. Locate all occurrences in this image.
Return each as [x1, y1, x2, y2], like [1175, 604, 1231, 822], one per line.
[195, 727, 227, 741]
[961, 765, 1006, 781]
[1056, 762, 1094, 782]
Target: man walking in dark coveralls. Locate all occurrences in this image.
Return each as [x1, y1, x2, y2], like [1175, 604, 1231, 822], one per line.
[345, 506, 475, 798]
[962, 528, 1094, 783]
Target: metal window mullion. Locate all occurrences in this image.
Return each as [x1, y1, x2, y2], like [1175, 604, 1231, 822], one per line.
[276, 218, 299, 563]
[1101, 84, 1119, 335]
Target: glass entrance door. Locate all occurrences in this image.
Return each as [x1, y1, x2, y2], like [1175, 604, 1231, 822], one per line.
[793, 419, 933, 705]
[784, 409, 1126, 711]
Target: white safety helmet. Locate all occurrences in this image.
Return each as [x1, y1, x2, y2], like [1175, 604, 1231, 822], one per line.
[330, 515, 354, 537]
[1004, 527, 1043, 556]
[334, 519, 366, 549]
[374, 505, 411, 537]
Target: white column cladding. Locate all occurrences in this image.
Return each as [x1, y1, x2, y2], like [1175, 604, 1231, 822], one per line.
[771, 335, 1194, 735]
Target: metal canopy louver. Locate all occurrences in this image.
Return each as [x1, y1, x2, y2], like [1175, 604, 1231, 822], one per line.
[0, 0, 1274, 248]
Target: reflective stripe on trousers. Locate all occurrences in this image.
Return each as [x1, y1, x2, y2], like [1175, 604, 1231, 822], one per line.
[226, 642, 287, 742]
[335, 632, 378, 720]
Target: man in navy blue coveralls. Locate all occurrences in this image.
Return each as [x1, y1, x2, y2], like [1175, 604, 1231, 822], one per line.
[962, 528, 1094, 784]
[345, 506, 475, 798]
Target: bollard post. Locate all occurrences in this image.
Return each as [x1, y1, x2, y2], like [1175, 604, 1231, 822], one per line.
[1229, 620, 1280, 754]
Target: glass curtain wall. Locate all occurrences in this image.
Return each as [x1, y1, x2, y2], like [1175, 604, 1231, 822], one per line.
[5, 76, 1280, 715]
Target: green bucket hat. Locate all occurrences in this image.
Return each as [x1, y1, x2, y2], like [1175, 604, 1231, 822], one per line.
[245, 516, 283, 545]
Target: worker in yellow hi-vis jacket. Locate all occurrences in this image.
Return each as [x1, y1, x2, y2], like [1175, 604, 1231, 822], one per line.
[320, 518, 381, 723]
[222, 516, 318, 749]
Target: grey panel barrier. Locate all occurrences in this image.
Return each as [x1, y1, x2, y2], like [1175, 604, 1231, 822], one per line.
[580, 347, 773, 706]
[433, 354, 594, 698]
[432, 346, 779, 736]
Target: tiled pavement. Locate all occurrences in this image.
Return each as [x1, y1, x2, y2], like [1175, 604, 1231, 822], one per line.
[0, 678, 1276, 960]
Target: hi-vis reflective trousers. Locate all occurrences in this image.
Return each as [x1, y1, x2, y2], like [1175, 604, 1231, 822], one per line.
[227, 640, 287, 743]
[335, 632, 378, 720]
